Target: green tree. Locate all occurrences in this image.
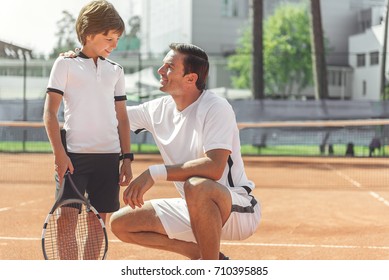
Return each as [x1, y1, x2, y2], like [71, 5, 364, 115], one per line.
[116, 15, 141, 52]
[228, 26, 252, 89]
[265, 4, 313, 98]
[228, 4, 314, 98]
[49, 11, 78, 58]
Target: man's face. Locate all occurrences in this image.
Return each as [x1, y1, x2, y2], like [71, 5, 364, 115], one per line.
[157, 50, 186, 93]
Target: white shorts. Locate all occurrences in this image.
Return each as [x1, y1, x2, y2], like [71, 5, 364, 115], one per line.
[150, 187, 261, 243]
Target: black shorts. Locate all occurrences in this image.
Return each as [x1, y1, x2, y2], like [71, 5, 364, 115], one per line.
[55, 153, 120, 213]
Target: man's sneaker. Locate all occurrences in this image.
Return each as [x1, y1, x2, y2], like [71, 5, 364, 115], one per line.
[219, 252, 230, 260]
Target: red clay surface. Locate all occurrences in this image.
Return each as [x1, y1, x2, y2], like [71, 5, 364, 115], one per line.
[0, 153, 388, 260]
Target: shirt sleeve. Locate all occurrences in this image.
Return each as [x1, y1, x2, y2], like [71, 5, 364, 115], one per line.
[127, 103, 151, 132]
[46, 57, 68, 95]
[127, 97, 169, 133]
[202, 100, 236, 153]
[114, 66, 126, 101]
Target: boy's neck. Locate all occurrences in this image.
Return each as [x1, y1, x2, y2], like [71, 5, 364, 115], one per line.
[80, 48, 100, 64]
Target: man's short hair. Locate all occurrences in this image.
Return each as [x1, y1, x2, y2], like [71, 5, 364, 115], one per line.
[169, 43, 209, 91]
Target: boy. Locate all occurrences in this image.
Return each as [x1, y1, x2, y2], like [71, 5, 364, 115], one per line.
[43, 0, 133, 259]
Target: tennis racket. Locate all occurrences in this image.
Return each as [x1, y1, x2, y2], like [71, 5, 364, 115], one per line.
[41, 171, 108, 260]
[41, 129, 108, 260]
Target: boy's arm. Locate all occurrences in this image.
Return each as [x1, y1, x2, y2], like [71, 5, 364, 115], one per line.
[43, 92, 73, 184]
[115, 100, 133, 186]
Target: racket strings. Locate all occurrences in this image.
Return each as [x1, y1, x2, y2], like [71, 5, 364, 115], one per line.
[43, 202, 107, 260]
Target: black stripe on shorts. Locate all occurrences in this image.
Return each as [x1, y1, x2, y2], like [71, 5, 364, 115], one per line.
[231, 196, 258, 214]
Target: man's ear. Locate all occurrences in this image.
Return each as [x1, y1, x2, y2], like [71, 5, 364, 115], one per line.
[186, 73, 198, 84]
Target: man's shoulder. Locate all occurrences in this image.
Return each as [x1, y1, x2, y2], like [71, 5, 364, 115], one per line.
[201, 90, 231, 107]
[134, 95, 172, 109]
[148, 95, 173, 108]
[194, 90, 233, 121]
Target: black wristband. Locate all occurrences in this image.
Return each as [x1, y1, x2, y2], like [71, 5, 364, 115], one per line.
[119, 153, 134, 161]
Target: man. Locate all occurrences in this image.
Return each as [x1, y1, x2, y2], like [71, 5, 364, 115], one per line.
[110, 43, 261, 260]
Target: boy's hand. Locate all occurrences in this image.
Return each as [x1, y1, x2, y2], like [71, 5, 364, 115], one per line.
[59, 48, 80, 57]
[119, 159, 133, 186]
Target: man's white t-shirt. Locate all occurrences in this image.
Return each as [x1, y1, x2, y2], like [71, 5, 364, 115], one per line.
[47, 54, 126, 153]
[127, 90, 255, 197]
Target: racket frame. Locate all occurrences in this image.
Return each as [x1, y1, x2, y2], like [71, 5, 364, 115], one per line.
[41, 171, 108, 260]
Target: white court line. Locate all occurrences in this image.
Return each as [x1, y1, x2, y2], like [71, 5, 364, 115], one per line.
[221, 242, 389, 251]
[324, 164, 362, 188]
[369, 191, 389, 207]
[0, 237, 40, 241]
[325, 164, 389, 208]
[0, 199, 46, 213]
[1, 236, 389, 251]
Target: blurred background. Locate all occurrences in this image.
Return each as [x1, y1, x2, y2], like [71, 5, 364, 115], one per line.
[2, 2, 388, 264]
[1, 0, 389, 157]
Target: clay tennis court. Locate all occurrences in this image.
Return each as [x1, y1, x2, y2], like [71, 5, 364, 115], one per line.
[0, 153, 388, 260]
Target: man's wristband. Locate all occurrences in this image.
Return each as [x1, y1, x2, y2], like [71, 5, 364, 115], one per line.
[149, 164, 167, 182]
[119, 153, 134, 161]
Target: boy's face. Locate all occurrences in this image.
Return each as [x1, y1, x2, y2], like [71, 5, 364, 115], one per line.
[84, 30, 121, 59]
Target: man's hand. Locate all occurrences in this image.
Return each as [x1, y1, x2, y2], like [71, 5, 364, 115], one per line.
[59, 48, 79, 57]
[123, 169, 155, 209]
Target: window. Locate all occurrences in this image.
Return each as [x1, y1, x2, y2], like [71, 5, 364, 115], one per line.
[337, 71, 342, 86]
[363, 80, 367, 96]
[370, 51, 379, 65]
[357, 53, 366, 67]
[328, 70, 343, 86]
[329, 71, 334, 85]
[221, 0, 238, 17]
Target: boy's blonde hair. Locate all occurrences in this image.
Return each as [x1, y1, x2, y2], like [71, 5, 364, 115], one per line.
[76, 0, 125, 45]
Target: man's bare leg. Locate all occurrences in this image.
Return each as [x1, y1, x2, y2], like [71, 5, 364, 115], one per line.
[110, 202, 201, 259]
[184, 177, 232, 260]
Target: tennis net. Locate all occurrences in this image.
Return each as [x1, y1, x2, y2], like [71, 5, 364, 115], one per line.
[1, 119, 388, 157]
[239, 119, 389, 157]
[0, 120, 388, 190]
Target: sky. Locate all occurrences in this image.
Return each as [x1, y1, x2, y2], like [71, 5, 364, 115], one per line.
[0, 0, 141, 57]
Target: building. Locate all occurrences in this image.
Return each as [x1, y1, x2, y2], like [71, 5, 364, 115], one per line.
[349, 6, 387, 100]
[320, 0, 387, 100]
[138, 0, 388, 100]
[0, 40, 33, 60]
[139, 0, 251, 89]
[140, 0, 249, 56]
[1, 0, 388, 101]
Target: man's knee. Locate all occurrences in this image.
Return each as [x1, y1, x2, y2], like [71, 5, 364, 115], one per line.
[184, 177, 210, 200]
[184, 178, 225, 211]
[184, 178, 232, 226]
[109, 210, 124, 236]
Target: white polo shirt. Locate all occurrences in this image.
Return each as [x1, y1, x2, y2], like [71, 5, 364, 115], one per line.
[47, 52, 126, 153]
[127, 90, 255, 197]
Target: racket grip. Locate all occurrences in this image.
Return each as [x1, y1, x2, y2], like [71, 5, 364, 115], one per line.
[60, 129, 67, 153]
